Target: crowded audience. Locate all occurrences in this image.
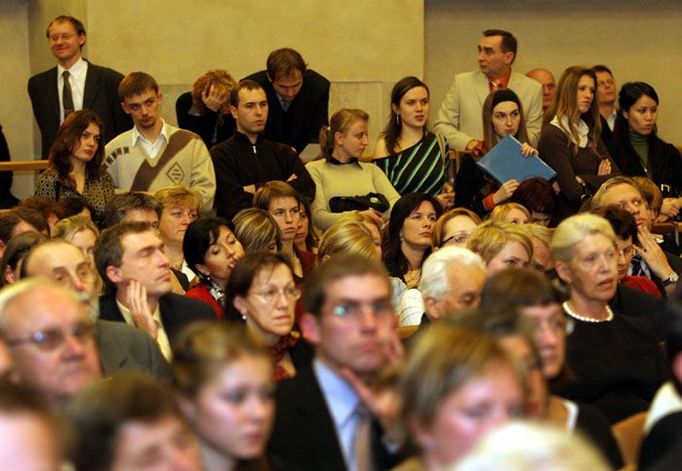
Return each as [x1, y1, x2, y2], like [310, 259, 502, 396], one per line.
[1, 16, 681, 470]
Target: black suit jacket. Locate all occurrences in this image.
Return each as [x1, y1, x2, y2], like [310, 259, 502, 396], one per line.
[639, 411, 682, 470]
[28, 61, 132, 157]
[268, 364, 397, 471]
[244, 69, 329, 153]
[98, 292, 215, 349]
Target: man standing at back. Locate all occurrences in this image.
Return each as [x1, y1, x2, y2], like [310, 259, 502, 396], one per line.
[245, 48, 330, 154]
[435, 29, 543, 151]
[103, 72, 216, 212]
[28, 15, 131, 158]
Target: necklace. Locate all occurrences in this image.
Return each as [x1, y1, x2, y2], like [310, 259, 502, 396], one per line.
[562, 301, 614, 323]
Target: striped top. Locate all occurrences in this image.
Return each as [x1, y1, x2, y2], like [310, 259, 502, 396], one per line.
[372, 130, 447, 196]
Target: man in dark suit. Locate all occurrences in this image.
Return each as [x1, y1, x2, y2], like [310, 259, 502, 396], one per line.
[268, 254, 405, 470]
[28, 15, 131, 158]
[94, 221, 214, 360]
[245, 48, 329, 154]
[21, 238, 173, 382]
[592, 65, 617, 148]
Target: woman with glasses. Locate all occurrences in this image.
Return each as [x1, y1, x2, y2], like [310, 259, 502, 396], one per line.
[431, 207, 481, 250]
[224, 252, 312, 381]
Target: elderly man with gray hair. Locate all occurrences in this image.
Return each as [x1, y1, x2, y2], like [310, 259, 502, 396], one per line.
[399, 246, 487, 330]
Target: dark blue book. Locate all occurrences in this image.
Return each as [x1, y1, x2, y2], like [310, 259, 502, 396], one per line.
[476, 134, 557, 184]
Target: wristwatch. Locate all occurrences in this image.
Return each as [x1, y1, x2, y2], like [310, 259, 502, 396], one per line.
[663, 271, 679, 287]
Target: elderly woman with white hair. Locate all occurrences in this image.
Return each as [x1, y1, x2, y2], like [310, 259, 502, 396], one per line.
[550, 213, 665, 423]
[398, 246, 487, 327]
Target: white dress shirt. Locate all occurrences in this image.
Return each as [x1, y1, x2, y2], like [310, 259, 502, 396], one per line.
[57, 57, 87, 123]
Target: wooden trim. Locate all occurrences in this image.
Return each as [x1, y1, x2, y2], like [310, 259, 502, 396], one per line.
[0, 160, 49, 172]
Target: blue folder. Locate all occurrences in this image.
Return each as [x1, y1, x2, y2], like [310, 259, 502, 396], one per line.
[475, 134, 557, 184]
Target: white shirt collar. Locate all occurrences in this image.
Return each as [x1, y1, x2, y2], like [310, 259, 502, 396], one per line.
[57, 57, 87, 80]
[550, 115, 590, 148]
[132, 118, 169, 147]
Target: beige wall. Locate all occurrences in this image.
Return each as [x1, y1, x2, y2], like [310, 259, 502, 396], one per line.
[425, 0, 682, 144]
[11, 0, 423, 198]
[85, 0, 424, 145]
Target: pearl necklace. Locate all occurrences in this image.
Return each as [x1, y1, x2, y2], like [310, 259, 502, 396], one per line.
[562, 302, 614, 323]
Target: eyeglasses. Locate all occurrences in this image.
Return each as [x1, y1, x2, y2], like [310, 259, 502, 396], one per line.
[49, 33, 78, 42]
[251, 286, 301, 303]
[7, 322, 95, 352]
[528, 316, 573, 336]
[329, 299, 393, 318]
[441, 231, 470, 247]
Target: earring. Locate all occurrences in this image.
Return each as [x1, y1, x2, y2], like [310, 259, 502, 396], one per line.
[396, 114, 401, 125]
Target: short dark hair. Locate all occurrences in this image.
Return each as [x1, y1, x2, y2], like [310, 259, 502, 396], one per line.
[0, 208, 49, 244]
[480, 267, 566, 313]
[483, 29, 517, 58]
[118, 72, 159, 101]
[46, 15, 86, 38]
[103, 192, 162, 228]
[229, 79, 264, 107]
[266, 48, 307, 80]
[253, 181, 301, 210]
[223, 252, 292, 322]
[0, 232, 48, 288]
[303, 253, 389, 317]
[94, 221, 152, 291]
[66, 374, 185, 471]
[593, 205, 639, 245]
[591, 64, 613, 77]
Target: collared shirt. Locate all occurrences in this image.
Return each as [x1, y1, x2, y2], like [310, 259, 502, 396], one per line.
[57, 57, 87, 123]
[277, 94, 292, 112]
[606, 110, 617, 131]
[132, 119, 169, 160]
[488, 69, 512, 91]
[313, 359, 363, 471]
[115, 298, 173, 361]
[327, 155, 361, 167]
[550, 115, 590, 148]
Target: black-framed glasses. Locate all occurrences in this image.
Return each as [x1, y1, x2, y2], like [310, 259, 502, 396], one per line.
[7, 322, 95, 352]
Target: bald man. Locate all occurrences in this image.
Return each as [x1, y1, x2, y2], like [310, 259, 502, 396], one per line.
[526, 68, 556, 113]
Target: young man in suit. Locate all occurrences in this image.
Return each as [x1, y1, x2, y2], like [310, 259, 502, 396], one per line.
[434, 29, 543, 151]
[28, 15, 131, 158]
[245, 48, 330, 154]
[94, 221, 214, 361]
[268, 254, 404, 470]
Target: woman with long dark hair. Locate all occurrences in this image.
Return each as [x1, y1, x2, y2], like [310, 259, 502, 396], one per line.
[455, 88, 538, 217]
[373, 76, 454, 208]
[608, 82, 682, 207]
[35, 109, 114, 227]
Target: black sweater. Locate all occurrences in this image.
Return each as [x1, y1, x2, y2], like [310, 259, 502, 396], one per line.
[210, 132, 315, 220]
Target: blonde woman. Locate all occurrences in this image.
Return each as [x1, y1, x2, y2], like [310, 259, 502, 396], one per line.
[308, 108, 400, 230]
[467, 220, 532, 274]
